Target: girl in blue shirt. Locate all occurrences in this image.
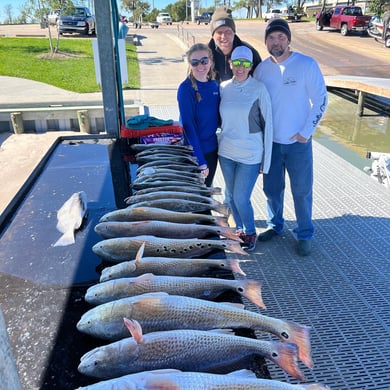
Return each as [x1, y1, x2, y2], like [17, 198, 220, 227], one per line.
[177, 43, 220, 187]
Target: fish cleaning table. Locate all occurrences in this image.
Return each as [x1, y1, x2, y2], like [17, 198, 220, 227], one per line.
[0, 136, 131, 389]
[0, 136, 270, 388]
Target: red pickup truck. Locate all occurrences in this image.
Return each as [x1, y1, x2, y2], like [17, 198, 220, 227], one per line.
[316, 6, 371, 36]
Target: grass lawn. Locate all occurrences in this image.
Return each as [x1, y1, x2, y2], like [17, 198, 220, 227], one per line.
[0, 37, 140, 93]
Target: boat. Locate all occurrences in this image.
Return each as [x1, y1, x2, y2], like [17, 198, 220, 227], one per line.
[363, 151, 390, 188]
[367, 16, 390, 48]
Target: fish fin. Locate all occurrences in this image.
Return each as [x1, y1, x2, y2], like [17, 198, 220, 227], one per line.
[136, 242, 146, 264]
[239, 280, 266, 309]
[283, 320, 313, 369]
[142, 376, 181, 390]
[53, 230, 75, 247]
[135, 273, 155, 282]
[270, 341, 306, 382]
[123, 318, 144, 343]
[228, 259, 246, 276]
[227, 369, 257, 378]
[133, 293, 168, 308]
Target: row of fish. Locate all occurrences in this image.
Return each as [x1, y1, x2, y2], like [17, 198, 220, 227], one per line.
[76, 143, 329, 389]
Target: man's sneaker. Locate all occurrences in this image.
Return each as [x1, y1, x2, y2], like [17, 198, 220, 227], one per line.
[243, 233, 257, 252]
[297, 240, 312, 256]
[258, 228, 277, 242]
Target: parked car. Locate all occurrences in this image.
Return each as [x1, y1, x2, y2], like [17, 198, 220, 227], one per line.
[156, 12, 172, 25]
[194, 12, 213, 25]
[47, 9, 60, 25]
[58, 6, 96, 36]
[264, 9, 282, 22]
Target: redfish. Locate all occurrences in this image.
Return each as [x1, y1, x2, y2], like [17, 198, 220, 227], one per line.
[84, 274, 264, 308]
[77, 292, 313, 369]
[76, 369, 329, 389]
[77, 319, 306, 381]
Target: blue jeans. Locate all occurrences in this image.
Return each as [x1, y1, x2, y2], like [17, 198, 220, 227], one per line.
[263, 140, 314, 240]
[219, 155, 260, 235]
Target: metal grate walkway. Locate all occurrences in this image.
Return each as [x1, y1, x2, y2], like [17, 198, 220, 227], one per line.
[150, 105, 390, 389]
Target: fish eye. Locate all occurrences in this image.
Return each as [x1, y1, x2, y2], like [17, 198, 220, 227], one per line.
[281, 331, 289, 339]
[237, 287, 244, 293]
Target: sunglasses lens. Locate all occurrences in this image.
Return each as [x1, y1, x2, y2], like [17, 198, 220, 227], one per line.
[190, 57, 209, 67]
[232, 60, 252, 68]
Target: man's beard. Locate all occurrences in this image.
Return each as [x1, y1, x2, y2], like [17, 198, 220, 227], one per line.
[269, 46, 286, 58]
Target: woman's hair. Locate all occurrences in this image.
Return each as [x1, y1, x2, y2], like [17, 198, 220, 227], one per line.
[186, 43, 215, 102]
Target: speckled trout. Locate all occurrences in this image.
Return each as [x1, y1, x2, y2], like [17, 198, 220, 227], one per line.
[77, 292, 312, 369]
[100, 255, 246, 281]
[99, 207, 228, 226]
[78, 319, 306, 381]
[92, 236, 247, 262]
[99, 242, 246, 281]
[84, 274, 264, 308]
[94, 220, 240, 241]
[76, 369, 330, 390]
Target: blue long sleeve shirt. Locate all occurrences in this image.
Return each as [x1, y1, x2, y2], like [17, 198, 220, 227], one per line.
[177, 77, 220, 167]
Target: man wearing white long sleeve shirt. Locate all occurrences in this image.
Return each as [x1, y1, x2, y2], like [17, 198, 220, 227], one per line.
[253, 19, 328, 256]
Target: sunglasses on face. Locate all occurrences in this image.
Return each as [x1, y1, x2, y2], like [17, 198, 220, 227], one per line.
[190, 56, 210, 67]
[231, 59, 252, 68]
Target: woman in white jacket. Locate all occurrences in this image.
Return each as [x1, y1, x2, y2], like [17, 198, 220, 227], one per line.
[219, 46, 273, 252]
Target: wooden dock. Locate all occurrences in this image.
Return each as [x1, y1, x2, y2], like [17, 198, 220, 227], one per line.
[325, 75, 390, 116]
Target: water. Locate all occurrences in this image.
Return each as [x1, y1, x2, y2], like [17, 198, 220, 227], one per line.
[315, 92, 390, 172]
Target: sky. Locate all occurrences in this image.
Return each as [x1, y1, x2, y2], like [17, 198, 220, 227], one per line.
[0, 0, 170, 23]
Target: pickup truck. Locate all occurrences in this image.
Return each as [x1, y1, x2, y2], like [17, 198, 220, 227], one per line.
[316, 6, 371, 36]
[195, 12, 213, 25]
[58, 6, 96, 35]
[156, 13, 172, 25]
[264, 9, 282, 22]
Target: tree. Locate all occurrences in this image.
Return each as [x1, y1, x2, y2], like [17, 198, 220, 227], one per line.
[3, 4, 14, 23]
[121, 0, 151, 23]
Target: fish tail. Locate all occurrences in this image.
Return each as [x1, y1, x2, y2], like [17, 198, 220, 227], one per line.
[211, 186, 222, 195]
[219, 226, 243, 241]
[228, 259, 246, 276]
[240, 280, 266, 309]
[270, 342, 306, 381]
[53, 230, 75, 247]
[225, 240, 249, 256]
[213, 216, 229, 227]
[212, 201, 230, 217]
[284, 320, 313, 369]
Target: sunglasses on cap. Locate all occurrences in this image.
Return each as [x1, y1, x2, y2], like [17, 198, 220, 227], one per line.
[190, 56, 210, 67]
[231, 59, 252, 68]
